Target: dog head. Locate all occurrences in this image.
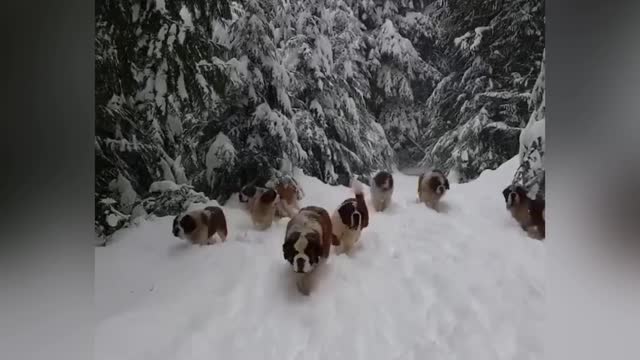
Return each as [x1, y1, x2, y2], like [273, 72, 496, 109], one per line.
[502, 185, 528, 208]
[373, 171, 394, 191]
[239, 184, 257, 203]
[427, 170, 449, 195]
[283, 231, 323, 273]
[172, 213, 197, 239]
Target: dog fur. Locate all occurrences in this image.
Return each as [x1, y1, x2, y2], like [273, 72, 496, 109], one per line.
[248, 187, 280, 230]
[418, 170, 450, 211]
[370, 171, 394, 212]
[172, 206, 228, 245]
[282, 206, 338, 295]
[273, 181, 301, 218]
[240, 179, 302, 220]
[502, 185, 545, 240]
[527, 198, 546, 240]
[331, 179, 369, 255]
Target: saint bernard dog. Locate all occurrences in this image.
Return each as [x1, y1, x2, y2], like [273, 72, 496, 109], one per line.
[502, 184, 546, 240]
[331, 179, 369, 255]
[172, 206, 228, 245]
[247, 187, 280, 230]
[370, 170, 394, 212]
[282, 206, 339, 295]
[268, 177, 303, 219]
[418, 170, 450, 211]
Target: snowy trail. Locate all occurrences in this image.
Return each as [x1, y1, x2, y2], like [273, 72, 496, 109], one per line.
[96, 157, 544, 360]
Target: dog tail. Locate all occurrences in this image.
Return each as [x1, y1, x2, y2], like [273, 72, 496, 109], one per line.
[351, 178, 368, 228]
[352, 178, 366, 207]
[351, 178, 364, 197]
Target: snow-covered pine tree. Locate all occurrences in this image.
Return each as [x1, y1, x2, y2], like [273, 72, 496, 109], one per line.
[513, 49, 545, 199]
[95, 0, 231, 237]
[195, 0, 308, 202]
[279, 0, 394, 185]
[416, 0, 544, 182]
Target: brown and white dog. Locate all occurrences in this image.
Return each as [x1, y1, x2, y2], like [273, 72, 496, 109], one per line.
[247, 187, 280, 230]
[331, 179, 369, 255]
[418, 170, 450, 211]
[172, 206, 228, 245]
[271, 179, 302, 219]
[502, 185, 546, 240]
[282, 206, 339, 295]
[370, 171, 394, 212]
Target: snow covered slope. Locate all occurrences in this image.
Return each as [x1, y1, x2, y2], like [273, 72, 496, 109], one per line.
[96, 156, 544, 360]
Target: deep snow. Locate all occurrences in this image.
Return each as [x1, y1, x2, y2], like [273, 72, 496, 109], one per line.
[96, 156, 544, 360]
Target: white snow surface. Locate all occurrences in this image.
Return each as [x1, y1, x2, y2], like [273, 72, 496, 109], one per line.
[96, 156, 544, 360]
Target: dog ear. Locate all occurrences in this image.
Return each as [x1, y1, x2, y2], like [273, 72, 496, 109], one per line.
[502, 187, 511, 202]
[179, 214, 197, 234]
[283, 232, 299, 262]
[282, 241, 295, 262]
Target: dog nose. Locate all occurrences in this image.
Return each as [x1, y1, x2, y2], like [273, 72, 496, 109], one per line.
[296, 258, 305, 272]
[172, 227, 178, 236]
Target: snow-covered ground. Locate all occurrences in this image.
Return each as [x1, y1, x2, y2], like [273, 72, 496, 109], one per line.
[96, 156, 544, 360]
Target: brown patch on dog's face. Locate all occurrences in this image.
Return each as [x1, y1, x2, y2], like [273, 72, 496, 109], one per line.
[179, 214, 197, 235]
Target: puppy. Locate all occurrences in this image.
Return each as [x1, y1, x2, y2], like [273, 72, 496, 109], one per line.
[248, 187, 279, 230]
[273, 180, 302, 219]
[502, 185, 546, 240]
[241, 180, 300, 219]
[370, 171, 394, 212]
[172, 206, 228, 245]
[418, 170, 450, 211]
[331, 179, 369, 255]
[282, 206, 338, 295]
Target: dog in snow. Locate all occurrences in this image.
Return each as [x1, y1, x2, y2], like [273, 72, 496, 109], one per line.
[282, 206, 339, 295]
[502, 184, 545, 240]
[370, 171, 394, 212]
[268, 177, 303, 219]
[240, 180, 301, 226]
[247, 186, 280, 230]
[331, 179, 369, 255]
[172, 206, 228, 245]
[418, 170, 450, 211]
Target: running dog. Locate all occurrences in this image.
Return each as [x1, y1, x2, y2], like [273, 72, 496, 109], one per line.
[282, 206, 339, 295]
[331, 179, 369, 255]
[172, 206, 228, 245]
[418, 170, 450, 211]
[370, 171, 394, 212]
